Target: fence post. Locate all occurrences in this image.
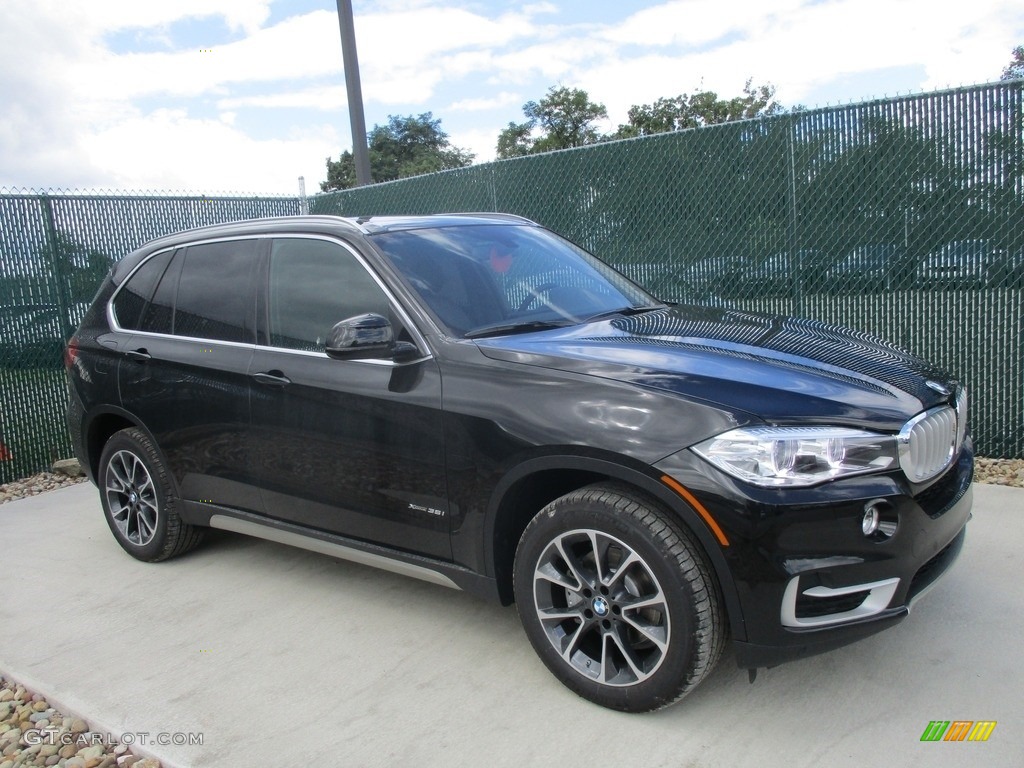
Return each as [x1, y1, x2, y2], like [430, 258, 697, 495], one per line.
[298, 177, 309, 215]
[787, 112, 804, 318]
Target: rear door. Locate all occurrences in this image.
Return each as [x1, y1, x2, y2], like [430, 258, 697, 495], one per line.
[247, 235, 450, 559]
[117, 238, 262, 511]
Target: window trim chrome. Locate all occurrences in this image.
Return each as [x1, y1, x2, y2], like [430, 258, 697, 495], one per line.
[107, 232, 434, 365]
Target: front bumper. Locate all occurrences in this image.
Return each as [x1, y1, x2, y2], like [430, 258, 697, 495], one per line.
[655, 440, 973, 669]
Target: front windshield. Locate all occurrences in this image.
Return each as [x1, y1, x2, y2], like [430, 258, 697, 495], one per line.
[370, 224, 662, 338]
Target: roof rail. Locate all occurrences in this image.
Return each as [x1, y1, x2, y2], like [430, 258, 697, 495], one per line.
[443, 212, 535, 224]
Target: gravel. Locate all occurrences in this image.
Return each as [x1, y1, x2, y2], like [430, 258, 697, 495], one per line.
[973, 457, 1024, 487]
[0, 473, 86, 506]
[0, 677, 160, 768]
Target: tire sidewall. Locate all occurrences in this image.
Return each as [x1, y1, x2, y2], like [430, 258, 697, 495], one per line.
[98, 429, 174, 561]
[514, 492, 712, 711]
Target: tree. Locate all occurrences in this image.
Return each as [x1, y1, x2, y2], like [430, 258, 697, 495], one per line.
[614, 79, 783, 138]
[496, 87, 608, 158]
[1001, 45, 1024, 80]
[495, 121, 534, 159]
[322, 112, 474, 191]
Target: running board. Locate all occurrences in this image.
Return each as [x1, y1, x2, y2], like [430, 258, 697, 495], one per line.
[209, 513, 461, 591]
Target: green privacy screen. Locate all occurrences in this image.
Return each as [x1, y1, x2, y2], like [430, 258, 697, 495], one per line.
[312, 82, 1024, 460]
[1, 81, 1022, 483]
[0, 192, 299, 483]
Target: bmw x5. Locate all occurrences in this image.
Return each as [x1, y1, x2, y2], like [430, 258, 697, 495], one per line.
[65, 213, 972, 712]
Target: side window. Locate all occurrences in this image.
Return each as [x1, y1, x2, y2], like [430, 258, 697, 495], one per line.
[267, 238, 392, 352]
[111, 249, 175, 330]
[140, 249, 183, 335]
[173, 240, 258, 343]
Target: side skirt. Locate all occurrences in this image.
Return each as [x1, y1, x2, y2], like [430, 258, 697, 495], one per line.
[183, 501, 499, 601]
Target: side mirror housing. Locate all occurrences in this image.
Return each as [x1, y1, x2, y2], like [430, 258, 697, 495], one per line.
[325, 313, 419, 362]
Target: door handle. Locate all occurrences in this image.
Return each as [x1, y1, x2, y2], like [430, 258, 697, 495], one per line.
[126, 348, 151, 362]
[252, 371, 291, 386]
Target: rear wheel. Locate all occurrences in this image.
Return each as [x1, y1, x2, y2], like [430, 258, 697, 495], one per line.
[98, 427, 203, 562]
[513, 484, 725, 712]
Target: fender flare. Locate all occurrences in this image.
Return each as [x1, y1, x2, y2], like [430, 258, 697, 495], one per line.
[484, 452, 747, 642]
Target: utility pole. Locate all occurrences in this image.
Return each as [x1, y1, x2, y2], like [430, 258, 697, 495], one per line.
[336, 0, 372, 186]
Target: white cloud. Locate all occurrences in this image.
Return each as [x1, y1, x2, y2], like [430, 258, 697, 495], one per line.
[40, 0, 273, 36]
[1, 0, 1022, 192]
[579, 0, 1024, 121]
[79, 109, 339, 193]
[449, 127, 502, 164]
[600, 0, 782, 47]
[218, 86, 348, 112]
[64, 11, 343, 101]
[447, 92, 522, 112]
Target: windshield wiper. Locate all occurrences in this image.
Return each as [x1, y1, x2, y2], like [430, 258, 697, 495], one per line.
[583, 305, 666, 323]
[465, 320, 574, 340]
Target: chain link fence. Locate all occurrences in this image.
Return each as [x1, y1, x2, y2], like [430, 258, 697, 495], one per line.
[0, 190, 300, 483]
[1, 82, 1022, 483]
[313, 81, 1024, 459]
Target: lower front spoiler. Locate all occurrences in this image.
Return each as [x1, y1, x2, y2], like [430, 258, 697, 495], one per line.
[733, 524, 967, 670]
[733, 607, 908, 669]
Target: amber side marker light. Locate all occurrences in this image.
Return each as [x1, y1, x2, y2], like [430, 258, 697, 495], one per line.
[660, 475, 730, 547]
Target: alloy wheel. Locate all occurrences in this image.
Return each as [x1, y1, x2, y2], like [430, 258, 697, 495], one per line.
[104, 449, 159, 547]
[532, 528, 670, 686]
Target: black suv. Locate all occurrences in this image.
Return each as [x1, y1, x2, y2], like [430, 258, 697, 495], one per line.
[66, 214, 972, 712]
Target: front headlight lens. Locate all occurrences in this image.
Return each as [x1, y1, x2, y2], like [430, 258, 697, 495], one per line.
[692, 426, 898, 487]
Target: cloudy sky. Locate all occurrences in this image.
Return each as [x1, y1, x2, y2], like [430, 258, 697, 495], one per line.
[1, 0, 1022, 195]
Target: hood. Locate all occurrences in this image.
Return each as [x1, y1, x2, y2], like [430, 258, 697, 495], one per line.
[473, 305, 959, 431]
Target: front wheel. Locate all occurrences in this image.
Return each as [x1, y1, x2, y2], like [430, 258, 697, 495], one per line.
[513, 484, 725, 712]
[98, 427, 204, 562]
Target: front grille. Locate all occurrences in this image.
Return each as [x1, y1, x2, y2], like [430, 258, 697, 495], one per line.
[898, 405, 959, 483]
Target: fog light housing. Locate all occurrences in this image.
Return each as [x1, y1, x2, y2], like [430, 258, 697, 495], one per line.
[862, 507, 880, 536]
[862, 500, 898, 541]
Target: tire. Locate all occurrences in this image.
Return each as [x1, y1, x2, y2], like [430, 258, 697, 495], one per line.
[513, 483, 725, 712]
[98, 427, 204, 562]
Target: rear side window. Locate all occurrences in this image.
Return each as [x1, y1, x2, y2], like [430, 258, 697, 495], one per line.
[267, 238, 392, 352]
[111, 249, 175, 330]
[139, 249, 183, 335]
[173, 241, 258, 343]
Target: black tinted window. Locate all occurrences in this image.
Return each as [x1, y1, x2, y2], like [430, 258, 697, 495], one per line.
[173, 241, 257, 343]
[139, 249, 183, 335]
[267, 238, 391, 352]
[112, 249, 174, 330]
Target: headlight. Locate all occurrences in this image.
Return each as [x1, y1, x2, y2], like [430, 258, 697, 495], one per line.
[692, 426, 898, 487]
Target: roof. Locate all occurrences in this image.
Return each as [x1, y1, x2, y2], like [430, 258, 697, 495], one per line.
[112, 212, 538, 282]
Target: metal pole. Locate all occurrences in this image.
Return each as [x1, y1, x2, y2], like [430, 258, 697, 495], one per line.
[336, 0, 372, 186]
[298, 176, 309, 215]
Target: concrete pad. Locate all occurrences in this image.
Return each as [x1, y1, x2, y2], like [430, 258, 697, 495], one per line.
[1, 482, 1021, 767]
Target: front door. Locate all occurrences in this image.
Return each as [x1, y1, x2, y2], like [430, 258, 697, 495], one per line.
[247, 236, 450, 559]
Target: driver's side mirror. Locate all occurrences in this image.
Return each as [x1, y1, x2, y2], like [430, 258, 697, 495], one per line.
[325, 313, 418, 361]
